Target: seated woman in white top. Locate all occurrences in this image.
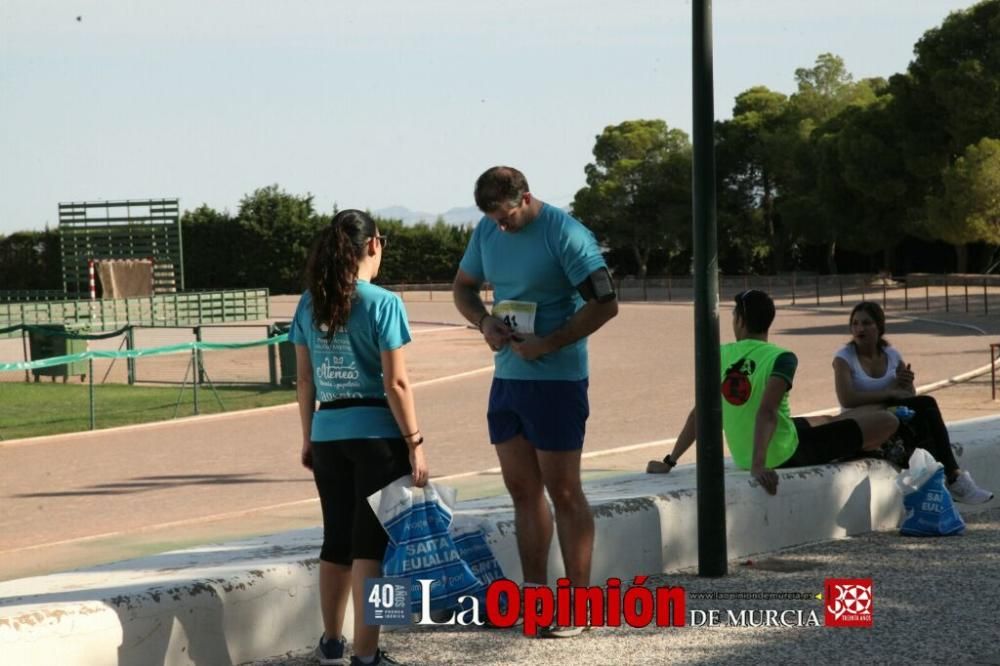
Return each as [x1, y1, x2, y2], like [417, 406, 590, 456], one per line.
[833, 301, 992, 504]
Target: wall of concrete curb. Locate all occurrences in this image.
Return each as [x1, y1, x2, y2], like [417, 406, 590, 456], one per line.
[2, 416, 997, 665]
[469, 416, 1000, 584]
[0, 532, 326, 665]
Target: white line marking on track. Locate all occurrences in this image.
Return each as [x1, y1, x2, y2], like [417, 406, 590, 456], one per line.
[896, 315, 987, 336]
[3, 434, 671, 555]
[0, 364, 496, 447]
[412, 326, 466, 335]
[581, 437, 678, 459]
[432, 437, 679, 482]
[412, 365, 493, 388]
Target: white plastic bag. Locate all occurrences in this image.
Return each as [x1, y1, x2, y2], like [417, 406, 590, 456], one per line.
[895, 448, 942, 496]
[367, 478, 505, 612]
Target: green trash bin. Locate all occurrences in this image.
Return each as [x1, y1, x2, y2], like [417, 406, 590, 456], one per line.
[28, 325, 88, 383]
[272, 322, 297, 388]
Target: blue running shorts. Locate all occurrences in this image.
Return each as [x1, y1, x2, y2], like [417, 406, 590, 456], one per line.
[487, 378, 589, 451]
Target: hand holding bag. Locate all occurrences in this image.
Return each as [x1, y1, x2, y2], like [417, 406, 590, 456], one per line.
[368, 478, 490, 612]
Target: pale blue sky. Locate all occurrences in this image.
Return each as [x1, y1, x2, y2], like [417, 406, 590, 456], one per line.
[0, 0, 977, 234]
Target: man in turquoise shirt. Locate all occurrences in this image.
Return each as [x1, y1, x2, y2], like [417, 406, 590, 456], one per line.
[453, 166, 618, 637]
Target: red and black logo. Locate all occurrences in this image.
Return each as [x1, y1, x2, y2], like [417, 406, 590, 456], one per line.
[721, 358, 755, 405]
[824, 578, 873, 627]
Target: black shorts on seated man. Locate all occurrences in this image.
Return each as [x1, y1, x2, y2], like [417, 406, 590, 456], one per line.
[647, 290, 899, 495]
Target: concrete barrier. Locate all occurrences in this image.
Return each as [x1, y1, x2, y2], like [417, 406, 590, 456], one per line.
[2, 417, 997, 665]
[468, 415, 1000, 582]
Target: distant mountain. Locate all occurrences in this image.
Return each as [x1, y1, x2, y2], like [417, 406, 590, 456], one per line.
[373, 206, 440, 226]
[439, 206, 482, 226]
[374, 205, 482, 227]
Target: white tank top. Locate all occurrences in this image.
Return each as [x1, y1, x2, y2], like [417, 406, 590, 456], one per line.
[833, 344, 903, 392]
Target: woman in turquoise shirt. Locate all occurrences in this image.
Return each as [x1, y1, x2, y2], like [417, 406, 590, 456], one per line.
[290, 209, 428, 666]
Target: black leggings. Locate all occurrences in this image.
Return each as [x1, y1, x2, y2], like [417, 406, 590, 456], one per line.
[889, 395, 959, 476]
[781, 418, 866, 468]
[311, 437, 412, 565]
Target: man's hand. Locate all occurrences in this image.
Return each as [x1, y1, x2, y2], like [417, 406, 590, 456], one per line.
[510, 333, 552, 361]
[751, 464, 779, 495]
[646, 459, 674, 474]
[480, 315, 513, 351]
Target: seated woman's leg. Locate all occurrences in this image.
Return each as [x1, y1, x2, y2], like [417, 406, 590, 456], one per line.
[781, 413, 895, 468]
[831, 409, 899, 451]
[893, 395, 960, 479]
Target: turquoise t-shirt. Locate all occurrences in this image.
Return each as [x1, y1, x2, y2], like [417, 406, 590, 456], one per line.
[289, 281, 411, 442]
[459, 203, 606, 381]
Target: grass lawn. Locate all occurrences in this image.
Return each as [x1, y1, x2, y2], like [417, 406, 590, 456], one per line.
[0, 381, 297, 441]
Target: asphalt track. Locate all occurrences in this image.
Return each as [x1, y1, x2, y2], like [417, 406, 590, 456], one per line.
[1, 297, 998, 581]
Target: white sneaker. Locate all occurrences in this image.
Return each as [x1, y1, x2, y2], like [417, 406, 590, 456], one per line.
[539, 624, 590, 638]
[948, 471, 994, 504]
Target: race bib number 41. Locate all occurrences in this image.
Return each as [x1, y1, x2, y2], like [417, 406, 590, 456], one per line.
[492, 300, 537, 335]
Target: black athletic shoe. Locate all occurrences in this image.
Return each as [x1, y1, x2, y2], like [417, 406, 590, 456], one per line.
[316, 635, 348, 666]
[350, 648, 405, 666]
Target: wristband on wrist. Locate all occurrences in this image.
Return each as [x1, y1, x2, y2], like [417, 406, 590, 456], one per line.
[476, 312, 490, 332]
[402, 429, 421, 438]
[663, 454, 677, 468]
[408, 436, 424, 447]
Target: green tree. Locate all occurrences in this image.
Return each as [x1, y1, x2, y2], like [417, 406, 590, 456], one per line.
[236, 185, 325, 292]
[572, 120, 692, 277]
[715, 55, 877, 274]
[927, 138, 1000, 253]
[791, 53, 876, 134]
[809, 95, 911, 272]
[181, 205, 242, 289]
[776, 56, 888, 272]
[715, 86, 793, 272]
[890, 0, 1000, 267]
[0, 229, 61, 291]
[908, 1, 1000, 157]
[375, 218, 471, 283]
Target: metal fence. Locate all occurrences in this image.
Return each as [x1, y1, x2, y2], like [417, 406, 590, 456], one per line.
[0, 288, 270, 332]
[0, 290, 66, 303]
[126, 324, 285, 386]
[1, 323, 290, 387]
[0, 325, 293, 438]
[386, 273, 1000, 314]
[611, 273, 1000, 313]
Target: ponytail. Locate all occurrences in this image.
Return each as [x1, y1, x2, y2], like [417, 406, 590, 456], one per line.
[304, 209, 377, 340]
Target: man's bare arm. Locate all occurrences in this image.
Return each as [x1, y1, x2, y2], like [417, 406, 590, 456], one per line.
[541, 298, 618, 351]
[750, 375, 789, 495]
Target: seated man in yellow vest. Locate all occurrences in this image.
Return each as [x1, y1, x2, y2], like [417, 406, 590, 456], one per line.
[646, 289, 899, 495]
